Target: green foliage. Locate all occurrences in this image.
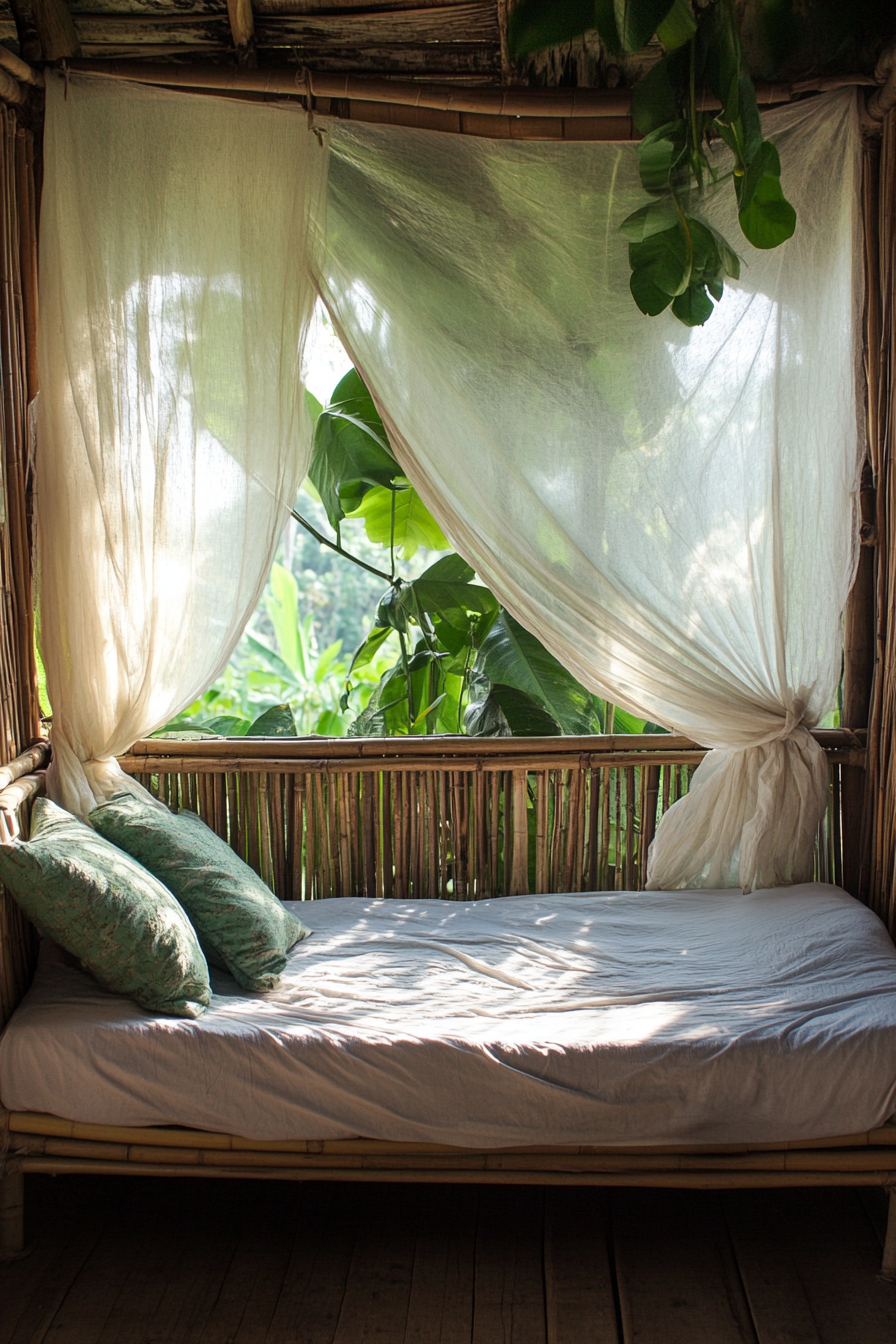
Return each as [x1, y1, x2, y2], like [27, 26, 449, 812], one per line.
[347, 480, 449, 559]
[308, 369, 399, 532]
[471, 612, 598, 736]
[165, 367, 672, 743]
[508, 0, 797, 327]
[323, 372, 655, 739]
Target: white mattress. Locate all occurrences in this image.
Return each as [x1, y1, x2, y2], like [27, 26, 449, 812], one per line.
[2, 885, 896, 1147]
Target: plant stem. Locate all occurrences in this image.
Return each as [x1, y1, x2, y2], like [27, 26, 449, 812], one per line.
[390, 489, 397, 582]
[289, 508, 393, 583]
[398, 628, 415, 731]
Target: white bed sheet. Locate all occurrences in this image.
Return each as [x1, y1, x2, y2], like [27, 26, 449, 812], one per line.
[2, 885, 896, 1146]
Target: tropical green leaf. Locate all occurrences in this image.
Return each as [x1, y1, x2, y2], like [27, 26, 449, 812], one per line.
[374, 584, 410, 634]
[619, 198, 679, 244]
[614, 0, 677, 52]
[613, 707, 669, 734]
[200, 715, 252, 736]
[475, 612, 595, 735]
[629, 269, 673, 317]
[309, 369, 399, 530]
[403, 578, 497, 622]
[304, 388, 323, 429]
[467, 683, 562, 737]
[265, 562, 305, 677]
[348, 624, 394, 675]
[737, 141, 797, 249]
[348, 482, 449, 558]
[507, 0, 605, 58]
[687, 216, 741, 281]
[416, 554, 475, 584]
[244, 633, 302, 689]
[412, 694, 447, 730]
[315, 709, 348, 735]
[246, 703, 297, 737]
[629, 221, 691, 297]
[699, 0, 741, 116]
[636, 124, 688, 194]
[656, 0, 695, 49]
[671, 282, 715, 326]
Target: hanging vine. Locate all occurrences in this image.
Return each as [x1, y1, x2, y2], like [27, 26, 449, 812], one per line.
[508, 0, 796, 326]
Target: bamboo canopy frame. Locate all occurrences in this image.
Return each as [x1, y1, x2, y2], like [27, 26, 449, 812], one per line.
[0, 34, 892, 1276]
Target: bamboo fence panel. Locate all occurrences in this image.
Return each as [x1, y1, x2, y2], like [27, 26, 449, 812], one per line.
[117, 738, 853, 904]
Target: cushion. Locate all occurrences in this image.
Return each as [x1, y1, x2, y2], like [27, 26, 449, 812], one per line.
[0, 797, 210, 1017]
[90, 792, 309, 991]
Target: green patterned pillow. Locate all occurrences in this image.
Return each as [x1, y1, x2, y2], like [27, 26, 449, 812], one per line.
[0, 797, 210, 1017]
[90, 792, 309, 992]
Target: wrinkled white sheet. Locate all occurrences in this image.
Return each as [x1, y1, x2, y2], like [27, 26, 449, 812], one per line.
[2, 886, 896, 1145]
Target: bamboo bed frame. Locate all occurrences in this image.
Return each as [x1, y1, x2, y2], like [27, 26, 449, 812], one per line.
[0, 46, 891, 1285]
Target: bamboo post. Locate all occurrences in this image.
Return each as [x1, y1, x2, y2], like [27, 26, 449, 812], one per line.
[510, 768, 529, 896]
[226, 0, 256, 68]
[31, 0, 81, 60]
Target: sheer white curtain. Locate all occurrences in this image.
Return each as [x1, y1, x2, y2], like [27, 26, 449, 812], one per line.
[319, 91, 863, 890]
[37, 74, 326, 816]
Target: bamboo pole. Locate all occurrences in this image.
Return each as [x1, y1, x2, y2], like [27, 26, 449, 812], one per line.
[67, 61, 870, 115]
[12, 1155, 896, 1190]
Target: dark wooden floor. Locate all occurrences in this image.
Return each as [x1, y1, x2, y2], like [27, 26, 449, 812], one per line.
[2, 1175, 895, 1343]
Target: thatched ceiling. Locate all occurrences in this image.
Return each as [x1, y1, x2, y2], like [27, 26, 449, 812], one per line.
[0, 0, 892, 87]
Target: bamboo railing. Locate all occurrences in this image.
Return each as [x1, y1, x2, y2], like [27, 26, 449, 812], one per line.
[119, 730, 863, 905]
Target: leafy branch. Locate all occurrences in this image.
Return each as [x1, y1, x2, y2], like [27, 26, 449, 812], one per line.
[508, 0, 796, 326]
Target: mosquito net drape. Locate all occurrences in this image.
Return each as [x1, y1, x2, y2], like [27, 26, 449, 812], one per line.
[319, 91, 863, 891]
[37, 75, 325, 816]
[38, 76, 862, 891]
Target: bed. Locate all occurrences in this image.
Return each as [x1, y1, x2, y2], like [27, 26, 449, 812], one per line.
[2, 760, 896, 1281]
[4, 885, 896, 1148]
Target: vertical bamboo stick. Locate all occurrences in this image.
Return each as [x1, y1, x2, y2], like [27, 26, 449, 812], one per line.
[488, 771, 500, 896]
[624, 766, 636, 889]
[382, 772, 394, 898]
[271, 772, 286, 899]
[509, 768, 529, 896]
[640, 764, 660, 885]
[226, 773, 239, 853]
[361, 771, 376, 899]
[535, 770, 549, 894]
[427, 771, 438, 900]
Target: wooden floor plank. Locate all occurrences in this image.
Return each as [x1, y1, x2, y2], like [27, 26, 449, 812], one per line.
[100, 1178, 243, 1344]
[472, 1187, 546, 1344]
[2, 1178, 106, 1344]
[40, 1221, 150, 1344]
[5, 1175, 895, 1344]
[764, 1190, 896, 1344]
[544, 1188, 619, 1344]
[198, 1185, 296, 1344]
[404, 1185, 477, 1344]
[264, 1185, 356, 1344]
[613, 1189, 757, 1344]
[332, 1185, 421, 1344]
[723, 1191, 822, 1344]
